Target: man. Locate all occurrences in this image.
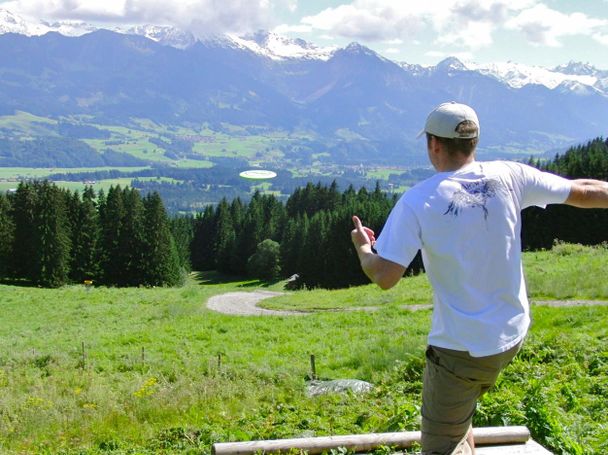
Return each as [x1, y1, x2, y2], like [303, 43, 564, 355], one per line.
[350, 101, 608, 455]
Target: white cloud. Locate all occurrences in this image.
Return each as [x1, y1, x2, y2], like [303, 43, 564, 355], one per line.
[274, 23, 312, 34]
[436, 19, 494, 49]
[3, 0, 277, 35]
[297, 0, 540, 51]
[425, 50, 446, 58]
[506, 4, 608, 47]
[300, 2, 425, 42]
[284, 0, 297, 13]
[297, 0, 608, 53]
[4, 0, 607, 52]
[384, 47, 400, 54]
[593, 33, 608, 46]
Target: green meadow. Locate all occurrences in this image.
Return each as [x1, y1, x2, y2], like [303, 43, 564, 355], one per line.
[0, 245, 607, 454]
[0, 168, 154, 193]
[0, 111, 289, 164]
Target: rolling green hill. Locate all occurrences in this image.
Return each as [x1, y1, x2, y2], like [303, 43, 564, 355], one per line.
[0, 245, 606, 454]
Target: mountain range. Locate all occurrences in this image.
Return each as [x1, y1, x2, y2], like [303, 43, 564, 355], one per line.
[1, 8, 607, 165]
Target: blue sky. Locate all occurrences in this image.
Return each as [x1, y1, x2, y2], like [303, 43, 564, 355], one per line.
[2, 0, 608, 68]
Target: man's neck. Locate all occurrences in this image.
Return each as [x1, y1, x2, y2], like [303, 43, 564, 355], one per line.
[437, 155, 475, 172]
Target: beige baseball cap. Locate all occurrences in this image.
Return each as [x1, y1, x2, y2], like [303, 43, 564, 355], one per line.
[417, 102, 480, 139]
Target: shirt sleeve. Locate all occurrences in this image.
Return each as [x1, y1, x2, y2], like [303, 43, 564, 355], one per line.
[374, 197, 422, 268]
[515, 163, 572, 209]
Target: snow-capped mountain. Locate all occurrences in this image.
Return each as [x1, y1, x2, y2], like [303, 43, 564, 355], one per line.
[227, 31, 336, 61]
[0, 8, 100, 37]
[434, 56, 468, 74]
[39, 20, 99, 37]
[0, 8, 51, 35]
[0, 8, 196, 48]
[1, 7, 608, 162]
[125, 25, 196, 49]
[464, 60, 601, 91]
[2, 7, 606, 94]
[553, 61, 602, 77]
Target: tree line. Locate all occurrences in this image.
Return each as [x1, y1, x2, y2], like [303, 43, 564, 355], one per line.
[189, 181, 424, 289]
[1, 136, 606, 289]
[522, 137, 608, 249]
[0, 137, 146, 167]
[0, 182, 185, 288]
[0, 179, 413, 289]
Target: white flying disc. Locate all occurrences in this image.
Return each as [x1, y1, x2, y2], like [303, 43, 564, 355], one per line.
[239, 170, 277, 180]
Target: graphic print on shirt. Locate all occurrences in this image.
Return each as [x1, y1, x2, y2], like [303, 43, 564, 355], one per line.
[444, 178, 507, 220]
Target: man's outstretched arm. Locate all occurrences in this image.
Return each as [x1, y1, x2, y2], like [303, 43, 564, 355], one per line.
[351, 215, 406, 290]
[566, 179, 608, 208]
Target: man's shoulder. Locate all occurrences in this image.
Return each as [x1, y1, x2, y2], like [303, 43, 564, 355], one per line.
[478, 160, 536, 179]
[481, 159, 533, 171]
[403, 175, 439, 198]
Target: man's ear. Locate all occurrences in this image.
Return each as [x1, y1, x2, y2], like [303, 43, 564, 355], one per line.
[428, 135, 441, 154]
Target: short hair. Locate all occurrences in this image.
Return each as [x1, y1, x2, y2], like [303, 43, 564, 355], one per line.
[426, 120, 478, 157]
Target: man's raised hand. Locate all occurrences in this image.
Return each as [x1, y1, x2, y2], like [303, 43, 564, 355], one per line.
[351, 215, 376, 249]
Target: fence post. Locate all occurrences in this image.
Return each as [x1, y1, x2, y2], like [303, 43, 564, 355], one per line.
[310, 354, 317, 380]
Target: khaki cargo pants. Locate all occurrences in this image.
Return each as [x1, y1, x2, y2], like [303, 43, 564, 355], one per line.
[420, 341, 522, 455]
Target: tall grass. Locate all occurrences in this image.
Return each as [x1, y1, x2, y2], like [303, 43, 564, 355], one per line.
[0, 245, 606, 454]
[525, 241, 608, 299]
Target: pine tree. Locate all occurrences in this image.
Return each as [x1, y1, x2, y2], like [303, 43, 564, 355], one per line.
[323, 208, 369, 288]
[68, 187, 101, 283]
[33, 181, 71, 287]
[214, 199, 237, 274]
[98, 185, 125, 285]
[280, 214, 309, 279]
[0, 193, 14, 278]
[235, 194, 264, 275]
[190, 205, 217, 271]
[142, 192, 182, 286]
[261, 193, 286, 242]
[170, 214, 194, 272]
[299, 211, 330, 288]
[10, 182, 38, 280]
[119, 187, 146, 286]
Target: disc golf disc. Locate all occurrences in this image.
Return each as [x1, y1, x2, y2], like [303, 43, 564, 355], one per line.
[239, 170, 277, 180]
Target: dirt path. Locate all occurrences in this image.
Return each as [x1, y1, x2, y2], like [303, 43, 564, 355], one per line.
[206, 292, 608, 316]
[206, 291, 306, 316]
[402, 301, 608, 311]
[532, 300, 608, 307]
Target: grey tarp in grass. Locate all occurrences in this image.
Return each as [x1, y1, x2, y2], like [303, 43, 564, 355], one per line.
[307, 379, 373, 397]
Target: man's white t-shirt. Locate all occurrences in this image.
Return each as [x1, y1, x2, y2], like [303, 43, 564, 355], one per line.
[375, 161, 572, 357]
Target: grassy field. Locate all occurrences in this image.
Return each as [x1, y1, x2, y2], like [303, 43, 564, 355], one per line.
[0, 111, 288, 165]
[0, 111, 57, 138]
[0, 167, 155, 193]
[0, 246, 607, 454]
[0, 167, 150, 179]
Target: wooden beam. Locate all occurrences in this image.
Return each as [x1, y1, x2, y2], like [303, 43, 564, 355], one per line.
[212, 426, 531, 455]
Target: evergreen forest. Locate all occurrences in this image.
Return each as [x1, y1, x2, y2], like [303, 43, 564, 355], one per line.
[1, 137, 607, 289]
[0, 182, 185, 288]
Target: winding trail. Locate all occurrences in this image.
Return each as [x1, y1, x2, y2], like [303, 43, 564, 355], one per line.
[206, 291, 305, 316]
[206, 291, 608, 316]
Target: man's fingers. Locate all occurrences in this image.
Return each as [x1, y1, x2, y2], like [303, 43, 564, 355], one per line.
[364, 229, 376, 245]
[352, 216, 377, 247]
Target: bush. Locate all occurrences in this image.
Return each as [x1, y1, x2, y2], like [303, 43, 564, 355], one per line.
[247, 239, 281, 281]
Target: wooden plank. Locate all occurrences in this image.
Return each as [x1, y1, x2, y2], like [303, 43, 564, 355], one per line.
[212, 426, 531, 455]
[476, 440, 553, 454]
